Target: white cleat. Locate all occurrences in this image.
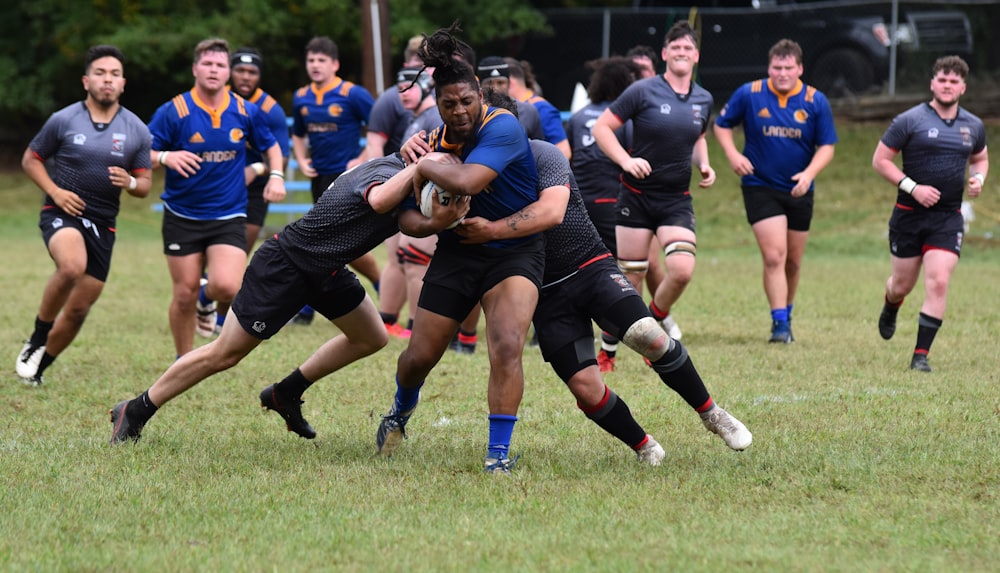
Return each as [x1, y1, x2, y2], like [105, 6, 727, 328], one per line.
[701, 406, 752, 451]
[16, 341, 45, 379]
[661, 314, 682, 340]
[636, 435, 665, 466]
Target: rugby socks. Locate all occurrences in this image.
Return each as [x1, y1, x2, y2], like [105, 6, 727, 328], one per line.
[579, 385, 646, 448]
[379, 311, 399, 326]
[130, 390, 159, 423]
[198, 283, 212, 307]
[393, 374, 421, 414]
[695, 397, 716, 414]
[36, 352, 56, 377]
[600, 331, 618, 358]
[915, 312, 942, 356]
[275, 368, 313, 397]
[770, 307, 789, 324]
[487, 414, 517, 461]
[648, 301, 669, 321]
[29, 316, 53, 348]
[649, 340, 711, 410]
[456, 329, 477, 351]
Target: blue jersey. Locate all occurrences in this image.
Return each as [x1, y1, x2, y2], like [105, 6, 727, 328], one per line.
[520, 90, 567, 146]
[716, 79, 838, 193]
[426, 105, 539, 248]
[242, 87, 289, 165]
[149, 90, 277, 220]
[292, 78, 374, 175]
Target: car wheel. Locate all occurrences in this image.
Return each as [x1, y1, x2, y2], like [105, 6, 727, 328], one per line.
[809, 48, 875, 98]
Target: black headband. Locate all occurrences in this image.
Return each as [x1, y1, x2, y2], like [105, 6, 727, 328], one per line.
[231, 51, 263, 70]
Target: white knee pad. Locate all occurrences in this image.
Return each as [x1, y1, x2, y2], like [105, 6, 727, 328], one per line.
[621, 316, 669, 360]
[664, 240, 697, 258]
[617, 259, 649, 273]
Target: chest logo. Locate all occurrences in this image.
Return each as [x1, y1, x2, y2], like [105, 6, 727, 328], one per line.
[327, 104, 343, 118]
[73, 134, 86, 145]
[189, 132, 205, 144]
[229, 128, 244, 143]
[660, 103, 672, 115]
[928, 128, 939, 139]
[757, 108, 771, 118]
[794, 109, 809, 124]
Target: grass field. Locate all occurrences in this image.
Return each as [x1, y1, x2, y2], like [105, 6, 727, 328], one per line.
[1, 123, 998, 572]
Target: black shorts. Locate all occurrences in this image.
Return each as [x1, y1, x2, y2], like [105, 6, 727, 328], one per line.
[888, 207, 964, 258]
[246, 176, 269, 227]
[419, 236, 545, 322]
[584, 198, 619, 253]
[617, 186, 696, 233]
[742, 186, 814, 231]
[39, 208, 116, 282]
[311, 172, 342, 203]
[231, 239, 367, 339]
[534, 256, 646, 362]
[161, 210, 247, 256]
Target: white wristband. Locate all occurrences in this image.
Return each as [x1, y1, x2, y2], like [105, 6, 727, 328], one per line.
[973, 172, 985, 186]
[158, 150, 170, 167]
[251, 162, 267, 176]
[127, 175, 137, 191]
[898, 176, 917, 195]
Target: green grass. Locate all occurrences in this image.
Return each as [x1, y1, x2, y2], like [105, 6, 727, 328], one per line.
[2, 123, 999, 572]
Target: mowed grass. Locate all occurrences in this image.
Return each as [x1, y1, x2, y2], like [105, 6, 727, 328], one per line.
[1, 122, 999, 572]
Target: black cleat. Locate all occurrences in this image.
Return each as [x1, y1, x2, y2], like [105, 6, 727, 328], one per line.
[878, 304, 898, 340]
[909, 354, 932, 372]
[109, 400, 145, 445]
[260, 384, 316, 439]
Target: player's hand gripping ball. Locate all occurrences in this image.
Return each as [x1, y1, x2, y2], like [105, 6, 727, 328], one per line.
[420, 180, 463, 230]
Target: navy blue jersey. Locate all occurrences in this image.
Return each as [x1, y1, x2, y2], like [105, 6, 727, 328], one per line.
[716, 79, 837, 193]
[242, 88, 290, 165]
[291, 78, 374, 174]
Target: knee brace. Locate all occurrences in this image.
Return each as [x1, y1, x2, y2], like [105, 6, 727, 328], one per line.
[621, 316, 670, 361]
[398, 244, 433, 266]
[617, 259, 649, 273]
[664, 240, 697, 258]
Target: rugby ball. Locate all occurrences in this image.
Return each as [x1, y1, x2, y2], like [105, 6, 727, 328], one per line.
[420, 180, 462, 230]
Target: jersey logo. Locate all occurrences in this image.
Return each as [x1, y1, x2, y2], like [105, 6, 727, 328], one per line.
[793, 109, 809, 124]
[327, 103, 343, 118]
[660, 103, 671, 115]
[112, 133, 126, 155]
[928, 128, 939, 139]
[189, 132, 205, 143]
[300, 106, 309, 117]
[73, 134, 86, 145]
[757, 108, 771, 119]
[229, 128, 245, 143]
[692, 104, 704, 120]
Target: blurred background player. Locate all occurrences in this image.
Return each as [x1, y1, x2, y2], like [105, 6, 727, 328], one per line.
[505, 57, 570, 158]
[565, 56, 641, 372]
[290, 36, 378, 325]
[15, 45, 152, 385]
[592, 21, 716, 342]
[148, 38, 285, 358]
[714, 39, 837, 344]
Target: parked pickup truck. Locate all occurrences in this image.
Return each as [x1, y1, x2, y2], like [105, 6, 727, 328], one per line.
[512, 1, 973, 109]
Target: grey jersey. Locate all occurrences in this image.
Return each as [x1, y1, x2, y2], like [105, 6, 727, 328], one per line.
[276, 154, 406, 275]
[367, 89, 411, 155]
[881, 102, 987, 212]
[403, 105, 442, 143]
[566, 101, 630, 202]
[608, 75, 712, 193]
[531, 140, 609, 284]
[29, 101, 151, 227]
[517, 100, 545, 140]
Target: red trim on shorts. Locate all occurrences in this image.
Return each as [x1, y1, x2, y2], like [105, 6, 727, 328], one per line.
[578, 252, 613, 270]
[594, 198, 617, 204]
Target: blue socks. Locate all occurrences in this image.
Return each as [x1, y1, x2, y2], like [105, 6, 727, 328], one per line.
[487, 414, 518, 460]
[393, 374, 421, 413]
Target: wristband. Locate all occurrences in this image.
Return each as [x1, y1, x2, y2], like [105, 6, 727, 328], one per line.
[127, 175, 137, 191]
[897, 176, 917, 195]
[269, 170, 285, 179]
[973, 172, 985, 186]
[158, 150, 170, 167]
[251, 162, 266, 176]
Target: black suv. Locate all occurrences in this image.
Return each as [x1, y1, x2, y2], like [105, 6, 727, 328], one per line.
[511, 1, 973, 109]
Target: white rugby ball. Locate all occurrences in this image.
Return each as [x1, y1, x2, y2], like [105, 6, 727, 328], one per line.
[420, 180, 462, 230]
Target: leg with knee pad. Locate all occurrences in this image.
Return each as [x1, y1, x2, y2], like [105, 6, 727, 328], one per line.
[621, 316, 670, 362]
[649, 337, 688, 375]
[664, 240, 697, 258]
[617, 259, 649, 274]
